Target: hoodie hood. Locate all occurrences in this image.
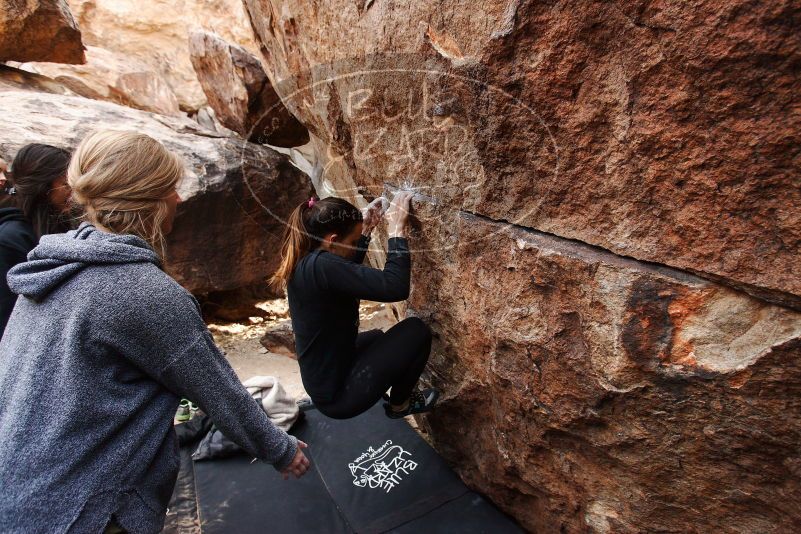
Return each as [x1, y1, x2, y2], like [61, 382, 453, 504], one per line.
[0, 207, 27, 226]
[7, 223, 161, 301]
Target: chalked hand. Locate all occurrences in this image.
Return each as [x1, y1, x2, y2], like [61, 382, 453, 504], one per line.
[361, 196, 388, 236]
[387, 190, 414, 238]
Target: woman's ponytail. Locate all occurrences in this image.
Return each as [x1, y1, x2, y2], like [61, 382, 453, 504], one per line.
[68, 131, 183, 258]
[270, 201, 311, 291]
[269, 196, 363, 292]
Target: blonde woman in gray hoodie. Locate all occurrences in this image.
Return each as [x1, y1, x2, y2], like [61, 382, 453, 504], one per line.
[0, 130, 309, 534]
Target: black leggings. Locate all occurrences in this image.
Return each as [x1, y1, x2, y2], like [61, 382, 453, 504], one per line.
[315, 317, 432, 419]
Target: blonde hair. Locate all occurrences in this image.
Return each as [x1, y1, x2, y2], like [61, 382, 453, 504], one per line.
[67, 130, 183, 256]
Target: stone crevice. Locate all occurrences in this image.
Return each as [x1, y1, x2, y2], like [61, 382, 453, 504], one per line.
[458, 208, 801, 313]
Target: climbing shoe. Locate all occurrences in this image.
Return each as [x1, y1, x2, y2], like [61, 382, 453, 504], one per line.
[175, 399, 192, 422]
[384, 388, 440, 419]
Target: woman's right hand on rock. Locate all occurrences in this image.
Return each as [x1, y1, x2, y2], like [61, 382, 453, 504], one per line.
[387, 191, 414, 238]
[281, 440, 310, 480]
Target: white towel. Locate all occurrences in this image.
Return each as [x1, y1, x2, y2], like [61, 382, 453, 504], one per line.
[242, 375, 299, 432]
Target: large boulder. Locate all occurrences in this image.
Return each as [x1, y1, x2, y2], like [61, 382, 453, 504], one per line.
[188, 30, 308, 147]
[67, 0, 262, 111]
[407, 203, 801, 533]
[0, 0, 84, 63]
[245, 0, 800, 307]
[244, 0, 801, 531]
[0, 89, 312, 294]
[20, 46, 181, 116]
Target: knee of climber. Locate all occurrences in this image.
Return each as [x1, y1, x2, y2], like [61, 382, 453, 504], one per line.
[403, 316, 432, 343]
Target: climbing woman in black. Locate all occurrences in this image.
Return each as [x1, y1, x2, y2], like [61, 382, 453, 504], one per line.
[271, 191, 439, 419]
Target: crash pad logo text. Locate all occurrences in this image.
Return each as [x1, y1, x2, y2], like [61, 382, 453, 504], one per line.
[349, 440, 418, 493]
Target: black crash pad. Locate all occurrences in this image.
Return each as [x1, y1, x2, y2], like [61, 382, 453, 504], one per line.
[193, 403, 521, 533]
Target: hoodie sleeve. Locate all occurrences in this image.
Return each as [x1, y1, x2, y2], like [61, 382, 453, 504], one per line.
[113, 274, 298, 470]
[156, 330, 298, 470]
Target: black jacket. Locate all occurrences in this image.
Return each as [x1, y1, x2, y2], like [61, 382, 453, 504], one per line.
[0, 207, 35, 336]
[287, 235, 411, 402]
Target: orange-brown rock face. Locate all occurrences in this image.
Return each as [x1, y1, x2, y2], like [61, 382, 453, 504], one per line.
[246, 0, 800, 306]
[0, 0, 84, 63]
[407, 207, 801, 532]
[68, 0, 262, 110]
[188, 30, 309, 146]
[246, 0, 801, 531]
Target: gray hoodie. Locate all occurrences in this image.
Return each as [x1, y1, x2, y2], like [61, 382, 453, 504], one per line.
[0, 224, 298, 534]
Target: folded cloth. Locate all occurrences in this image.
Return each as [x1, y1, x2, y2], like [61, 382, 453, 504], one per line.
[243, 375, 299, 432]
[193, 376, 300, 461]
